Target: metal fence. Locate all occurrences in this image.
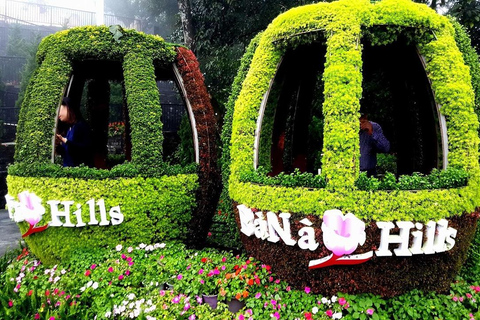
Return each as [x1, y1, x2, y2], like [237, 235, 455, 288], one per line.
[0, 0, 143, 30]
[0, 56, 25, 84]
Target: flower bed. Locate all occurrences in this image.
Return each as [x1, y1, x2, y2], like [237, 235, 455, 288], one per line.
[0, 243, 479, 319]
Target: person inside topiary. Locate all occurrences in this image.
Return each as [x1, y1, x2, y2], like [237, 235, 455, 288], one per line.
[359, 112, 390, 177]
[55, 97, 94, 167]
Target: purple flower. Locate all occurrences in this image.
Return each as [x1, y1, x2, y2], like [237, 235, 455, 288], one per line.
[272, 312, 280, 319]
[196, 296, 203, 304]
[184, 303, 191, 311]
[305, 287, 311, 294]
[198, 269, 204, 275]
[173, 296, 181, 304]
[177, 274, 183, 280]
[366, 309, 374, 315]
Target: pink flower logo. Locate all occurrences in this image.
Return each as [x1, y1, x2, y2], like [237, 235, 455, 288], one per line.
[321, 209, 366, 256]
[309, 209, 373, 269]
[6, 191, 49, 238]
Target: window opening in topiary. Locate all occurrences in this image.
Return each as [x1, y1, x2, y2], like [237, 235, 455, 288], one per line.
[54, 60, 131, 169]
[258, 42, 326, 177]
[155, 65, 195, 167]
[361, 36, 444, 178]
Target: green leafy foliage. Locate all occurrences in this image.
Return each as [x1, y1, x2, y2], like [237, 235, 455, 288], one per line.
[240, 167, 327, 189]
[7, 174, 198, 265]
[355, 167, 469, 191]
[227, 0, 480, 223]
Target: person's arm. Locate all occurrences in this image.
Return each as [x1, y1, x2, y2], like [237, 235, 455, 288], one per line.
[371, 122, 390, 153]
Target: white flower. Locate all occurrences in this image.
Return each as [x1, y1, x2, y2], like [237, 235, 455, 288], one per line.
[80, 286, 86, 292]
[9, 278, 14, 282]
[53, 265, 58, 270]
[54, 276, 61, 283]
[44, 269, 50, 275]
[139, 243, 146, 249]
[128, 293, 136, 300]
[61, 269, 66, 275]
[19, 272, 25, 278]
[134, 309, 140, 317]
[13, 287, 18, 293]
[92, 282, 99, 289]
[128, 247, 133, 253]
[159, 243, 166, 248]
[321, 297, 329, 304]
[312, 307, 319, 314]
[145, 245, 154, 251]
[87, 280, 93, 288]
[146, 299, 153, 306]
[105, 311, 112, 318]
[116, 244, 123, 251]
[331, 295, 337, 303]
[128, 302, 135, 309]
[332, 312, 343, 319]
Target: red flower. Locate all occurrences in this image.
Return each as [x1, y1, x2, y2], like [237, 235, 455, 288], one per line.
[45, 289, 50, 296]
[305, 312, 312, 320]
[84, 270, 91, 277]
[8, 300, 13, 307]
[27, 290, 33, 296]
[201, 258, 207, 263]
[247, 279, 254, 286]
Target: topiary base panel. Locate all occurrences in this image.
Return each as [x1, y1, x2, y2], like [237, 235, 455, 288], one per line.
[234, 203, 478, 297]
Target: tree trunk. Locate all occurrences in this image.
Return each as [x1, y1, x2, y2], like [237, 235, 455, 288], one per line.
[177, 0, 195, 52]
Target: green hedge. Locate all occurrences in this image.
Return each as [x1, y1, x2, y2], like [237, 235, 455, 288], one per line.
[228, 0, 480, 223]
[7, 175, 198, 265]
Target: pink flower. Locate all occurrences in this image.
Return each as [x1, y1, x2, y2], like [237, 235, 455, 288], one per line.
[108, 267, 113, 273]
[467, 293, 473, 299]
[84, 270, 91, 276]
[222, 257, 227, 262]
[17, 191, 45, 225]
[200, 279, 204, 284]
[207, 232, 212, 237]
[49, 317, 55, 320]
[128, 261, 134, 266]
[238, 315, 245, 320]
[255, 292, 262, 299]
[338, 297, 347, 306]
[272, 312, 280, 319]
[453, 296, 459, 302]
[160, 290, 166, 296]
[35, 314, 40, 319]
[366, 309, 374, 315]
[325, 310, 333, 317]
[90, 264, 96, 270]
[459, 297, 464, 302]
[126, 257, 133, 262]
[125, 270, 131, 276]
[189, 315, 196, 320]
[121, 254, 127, 259]
[305, 287, 311, 294]
[213, 268, 220, 275]
[286, 286, 291, 292]
[322, 209, 366, 256]
[172, 296, 181, 304]
[177, 274, 183, 280]
[118, 275, 124, 280]
[8, 300, 13, 307]
[198, 269, 204, 275]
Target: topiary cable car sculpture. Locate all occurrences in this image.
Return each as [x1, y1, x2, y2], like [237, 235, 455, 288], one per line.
[6, 26, 220, 264]
[226, 0, 480, 296]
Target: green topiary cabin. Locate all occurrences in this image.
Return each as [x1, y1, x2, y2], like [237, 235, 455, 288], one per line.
[7, 26, 220, 265]
[227, 0, 480, 296]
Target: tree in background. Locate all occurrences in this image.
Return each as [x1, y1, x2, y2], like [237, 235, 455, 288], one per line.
[448, 0, 480, 52]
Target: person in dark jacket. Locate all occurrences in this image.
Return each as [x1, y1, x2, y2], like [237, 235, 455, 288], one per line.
[359, 112, 390, 177]
[56, 97, 93, 167]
